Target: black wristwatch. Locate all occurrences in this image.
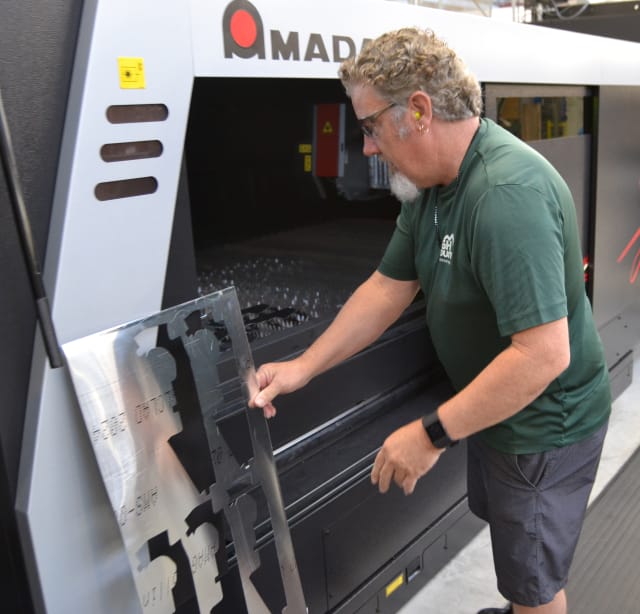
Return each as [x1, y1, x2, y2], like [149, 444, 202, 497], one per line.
[422, 413, 458, 449]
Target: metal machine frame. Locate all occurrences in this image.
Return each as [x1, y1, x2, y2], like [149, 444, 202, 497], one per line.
[3, 1, 639, 613]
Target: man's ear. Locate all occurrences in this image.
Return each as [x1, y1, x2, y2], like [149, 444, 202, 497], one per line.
[408, 91, 432, 123]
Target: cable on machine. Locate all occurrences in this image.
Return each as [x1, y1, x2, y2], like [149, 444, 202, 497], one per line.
[0, 88, 64, 369]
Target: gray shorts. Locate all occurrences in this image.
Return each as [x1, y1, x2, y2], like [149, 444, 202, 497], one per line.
[467, 421, 608, 607]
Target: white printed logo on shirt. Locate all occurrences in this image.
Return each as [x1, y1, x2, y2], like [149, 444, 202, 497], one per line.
[439, 233, 455, 264]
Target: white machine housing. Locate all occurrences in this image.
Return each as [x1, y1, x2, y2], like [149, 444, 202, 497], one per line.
[15, 1, 640, 613]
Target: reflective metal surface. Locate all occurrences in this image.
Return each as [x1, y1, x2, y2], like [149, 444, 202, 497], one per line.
[64, 287, 306, 613]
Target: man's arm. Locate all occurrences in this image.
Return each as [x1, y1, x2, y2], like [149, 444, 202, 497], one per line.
[372, 316, 570, 495]
[438, 316, 570, 440]
[251, 271, 420, 415]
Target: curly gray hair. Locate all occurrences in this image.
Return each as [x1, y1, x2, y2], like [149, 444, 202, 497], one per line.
[339, 28, 482, 121]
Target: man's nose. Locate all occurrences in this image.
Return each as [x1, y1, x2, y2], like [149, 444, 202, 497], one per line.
[362, 135, 380, 157]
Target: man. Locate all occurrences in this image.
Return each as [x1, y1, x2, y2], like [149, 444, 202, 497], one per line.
[250, 28, 611, 614]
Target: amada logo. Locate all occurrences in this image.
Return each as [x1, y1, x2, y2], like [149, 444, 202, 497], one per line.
[223, 0, 265, 59]
[223, 0, 365, 62]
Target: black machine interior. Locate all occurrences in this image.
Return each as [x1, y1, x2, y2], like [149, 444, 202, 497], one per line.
[182, 77, 473, 613]
[184, 75, 434, 457]
[181, 76, 602, 613]
[187, 76, 402, 317]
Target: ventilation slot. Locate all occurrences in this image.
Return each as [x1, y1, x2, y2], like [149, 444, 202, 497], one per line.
[106, 104, 168, 124]
[95, 177, 158, 201]
[100, 140, 163, 162]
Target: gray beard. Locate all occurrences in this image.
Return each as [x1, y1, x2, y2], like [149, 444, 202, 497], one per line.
[389, 171, 420, 202]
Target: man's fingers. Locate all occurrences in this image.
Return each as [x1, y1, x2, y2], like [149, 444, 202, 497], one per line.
[377, 463, 393, 494]
[262, 402, 277, 419]
[248, 386, 277, 418]
[402, 477, 417, 496]
[372, 448, 403, 494]
[371, 420, 439, 496]
[251, 381, 277, 409]
[371, 450, 384, 485]
[372, 449, 394, 492]
[248, 367, 278, 416]
[392, 469, 418, 495]
[393, 470, 406, 489]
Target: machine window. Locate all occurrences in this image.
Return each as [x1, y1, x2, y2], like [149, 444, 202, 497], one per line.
[496, 96, 586, 141]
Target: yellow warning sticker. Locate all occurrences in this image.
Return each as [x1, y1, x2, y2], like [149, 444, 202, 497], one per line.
[303, 154, 312, 172]
[298, 144, 312, 154]
[322, 121, 334, 134]
[118, 57, 146, 89]
[385, 573, 404, 598]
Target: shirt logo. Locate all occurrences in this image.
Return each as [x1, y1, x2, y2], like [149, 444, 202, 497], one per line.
[439, 233, 455, 264]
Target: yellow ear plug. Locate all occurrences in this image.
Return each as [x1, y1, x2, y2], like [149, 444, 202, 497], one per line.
[415, 112, 421, 119]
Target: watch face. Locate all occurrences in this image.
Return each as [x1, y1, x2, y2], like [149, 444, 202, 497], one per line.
[423, 415, 452, 449]
[428, 420, 446, 442]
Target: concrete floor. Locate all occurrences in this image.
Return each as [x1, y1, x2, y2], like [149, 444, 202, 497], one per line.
[397, 348, 640, 614]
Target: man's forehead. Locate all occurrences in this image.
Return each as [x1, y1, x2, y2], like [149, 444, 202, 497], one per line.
[351, 84, 386, 115]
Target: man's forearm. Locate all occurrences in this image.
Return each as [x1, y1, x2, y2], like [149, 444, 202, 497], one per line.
[251, 272, 419, 412]
[297, 272, 419, 381]
[438, 318, 570, 441]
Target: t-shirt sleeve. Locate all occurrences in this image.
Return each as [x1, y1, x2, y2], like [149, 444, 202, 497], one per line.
[378, 203, 418, 281]
[470, 185, 568, 336]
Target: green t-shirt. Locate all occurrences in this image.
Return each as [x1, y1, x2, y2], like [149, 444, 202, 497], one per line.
[379, 118, 611, 454]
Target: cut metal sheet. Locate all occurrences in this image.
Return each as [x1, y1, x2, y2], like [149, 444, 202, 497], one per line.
[64, 287, 307, 613]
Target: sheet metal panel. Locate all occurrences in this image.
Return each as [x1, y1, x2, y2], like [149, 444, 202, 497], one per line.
[63, 288, 306, 613]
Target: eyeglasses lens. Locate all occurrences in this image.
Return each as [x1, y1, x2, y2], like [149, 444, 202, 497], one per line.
[357, 102, 396, 138]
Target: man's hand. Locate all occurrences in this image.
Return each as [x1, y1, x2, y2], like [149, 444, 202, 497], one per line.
[371, 418, 444, 496]
[248, 359, 311, 418]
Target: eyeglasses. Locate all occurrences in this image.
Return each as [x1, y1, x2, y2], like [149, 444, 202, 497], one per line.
[357, 102, 397, 138]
